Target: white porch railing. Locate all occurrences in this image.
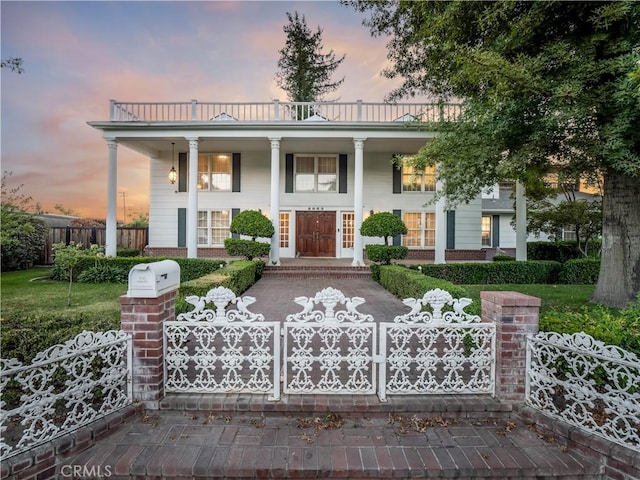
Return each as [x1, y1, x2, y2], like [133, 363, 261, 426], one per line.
[0, 330, 132, 460]
[109, 100, 462, 123]
[526, 331, 640, 451]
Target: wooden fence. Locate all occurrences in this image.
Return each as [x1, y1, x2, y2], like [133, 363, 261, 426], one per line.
[40, 227, 148, 264]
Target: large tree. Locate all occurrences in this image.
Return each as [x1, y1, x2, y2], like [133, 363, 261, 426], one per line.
[276, 11, 346, 108]
[348, 0, 640, 307]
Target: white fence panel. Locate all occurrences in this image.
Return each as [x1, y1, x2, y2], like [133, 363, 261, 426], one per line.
[527, 331, 640, 451]
[0, 330, 132, 459]
[283, 288, 378, 395]
[379, 289, 495, 402]
[165, 287, 280, 400]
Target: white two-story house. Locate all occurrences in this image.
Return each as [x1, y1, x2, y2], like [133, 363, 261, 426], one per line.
[89, 100, 527, 265]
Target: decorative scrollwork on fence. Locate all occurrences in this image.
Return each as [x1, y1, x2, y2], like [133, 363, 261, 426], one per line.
[178, 286, 265, 322]
[286, 287, 373, 323]
[527, 331, 640, 451]
[378, 290, 494, 401]
[0, 330, 131, 459]
[284, 288, 377, 394]
[166, 287, 280, 399]
[393, 288, 480, 324]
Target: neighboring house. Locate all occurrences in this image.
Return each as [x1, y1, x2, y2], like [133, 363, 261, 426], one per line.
[89, 100, 528, 264]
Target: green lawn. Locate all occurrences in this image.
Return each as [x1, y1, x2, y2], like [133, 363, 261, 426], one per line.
[462, 283, 600, 314]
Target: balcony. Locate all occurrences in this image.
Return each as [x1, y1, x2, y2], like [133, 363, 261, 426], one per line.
[109, 100, 462, 124]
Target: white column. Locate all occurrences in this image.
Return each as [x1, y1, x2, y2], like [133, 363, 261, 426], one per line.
[269, 138, 281, 265]
[187, 137, 199, 258]
[515, 180, 527, 261]
[434, 178, 447, 264]
[352, 138, 366, 266]
[105, 139, 118, 257]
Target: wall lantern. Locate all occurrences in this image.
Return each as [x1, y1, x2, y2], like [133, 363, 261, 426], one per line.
[168, 142, 178, 184]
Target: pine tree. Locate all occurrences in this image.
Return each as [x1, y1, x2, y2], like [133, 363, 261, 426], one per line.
[276, 11, 345, 115]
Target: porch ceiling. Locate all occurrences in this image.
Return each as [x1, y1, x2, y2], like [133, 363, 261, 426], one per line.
[111, 135, 431, 158]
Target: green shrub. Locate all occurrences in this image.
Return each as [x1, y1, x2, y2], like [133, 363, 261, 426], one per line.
[365, 244, 409, 265]
[230, 210, 275, 239]
[116, 248, 140, 257]
[492, 255, 515, 262]
[178, 260, 262, 307]
[224, 238, 270, 260]
[377, 265, 472, 311]
[77, 264, 128, 283]
[54, 256, 226, 283]
[558, 258, 600, 284]
[540, 296, 640, 355]
[1, 312, 119, 362]
[0, 210, 48, 270]
[360, 212, 408, 243]
[412, 261, 562, 284]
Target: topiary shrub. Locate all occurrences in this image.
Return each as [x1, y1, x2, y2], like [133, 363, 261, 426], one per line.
[225, 210, 274, 260]
[365, 244, 409, 264]
[360, 212, 408, 264]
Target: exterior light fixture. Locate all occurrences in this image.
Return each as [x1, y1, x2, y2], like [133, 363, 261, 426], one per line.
[168, 142, 177, 184]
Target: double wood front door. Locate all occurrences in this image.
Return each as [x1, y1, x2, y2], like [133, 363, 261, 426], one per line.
[296, 211, 336, 257]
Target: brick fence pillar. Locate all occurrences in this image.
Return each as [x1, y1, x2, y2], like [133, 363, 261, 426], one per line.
[481, 291, 540, 404]
[120, 290, 176, 409]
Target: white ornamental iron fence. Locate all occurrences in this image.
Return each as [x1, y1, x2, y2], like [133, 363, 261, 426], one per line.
[164, 287, 281, 400]
[379, 289, 496, 402]
[526, 331, 640, 451]
[0, 330, 132, 460]
[283, 287, 377, 395]
[164, 286, 494, 402]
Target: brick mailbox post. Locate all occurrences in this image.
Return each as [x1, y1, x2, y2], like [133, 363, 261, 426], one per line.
[480, 291, 541, 404]
[120, 260, 180, 409]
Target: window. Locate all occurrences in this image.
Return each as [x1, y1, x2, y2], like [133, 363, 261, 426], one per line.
[481, 216, 492, 247]
[562, 226, 576, 241]
[342, 212, 354, 248]
[295, 155, 337, 192]
[198, 154, 231, 191]
[197, 210, 230, 245]
[280, 212, 290, 248]
[402, 212, 435, 247]
[402, 164, 436, 192]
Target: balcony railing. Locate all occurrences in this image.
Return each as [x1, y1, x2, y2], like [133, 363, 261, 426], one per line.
[109, 100, 462, 123]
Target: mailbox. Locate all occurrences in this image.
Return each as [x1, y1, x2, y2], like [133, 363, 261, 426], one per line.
[127, 260, 180, 298]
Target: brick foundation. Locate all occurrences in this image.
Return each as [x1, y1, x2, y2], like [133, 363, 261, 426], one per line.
[480, 291, 540, 404]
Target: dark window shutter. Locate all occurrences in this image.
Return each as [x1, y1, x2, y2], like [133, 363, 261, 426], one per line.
[232, 153, 241, 192]
[285, 154, 294, 193]
[177, 208, 186, 247]
[392, 164, 402, 194]
[446, 210, 456, 250]
[492, 215, 500, 247]
[393, 209, 402, 246]
[339, 154, 348, 193]
[231, 208, 240, 238]
[178, 152, 188, 192]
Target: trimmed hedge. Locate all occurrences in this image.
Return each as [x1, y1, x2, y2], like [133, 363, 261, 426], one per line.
[365, 244, 409, 264]
[377, 265, 469, 303]
[53, 256, 227, 283]
[411, 261, 562, 285]
[223, 238, 270, 260]
[528, 240, 601, 262]
[558, 258, 601, 284]
[178, 260, 263, 301]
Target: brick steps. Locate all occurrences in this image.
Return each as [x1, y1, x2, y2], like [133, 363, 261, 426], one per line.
[50, 395, 604, 480]
[262, 264, 372, 279]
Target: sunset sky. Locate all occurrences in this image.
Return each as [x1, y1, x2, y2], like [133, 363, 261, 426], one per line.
[1, 0, 410, 221]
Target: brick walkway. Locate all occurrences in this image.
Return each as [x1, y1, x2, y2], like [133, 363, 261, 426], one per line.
[10, 274, 610, 479]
